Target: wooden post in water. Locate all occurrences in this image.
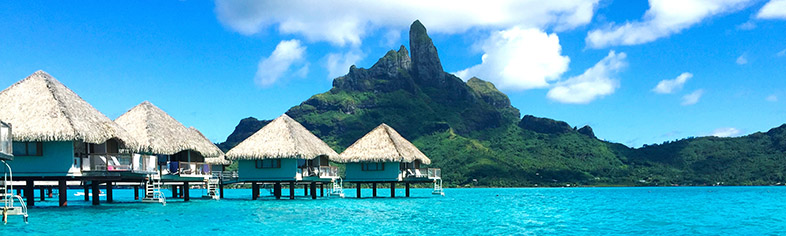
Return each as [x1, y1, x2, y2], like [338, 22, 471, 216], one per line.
[183, 182, 190, 202]
[372, 183, 377, 197]
[356, 183, 361, 198]
[172, 185, 177, 198]
[58, 180, 68, 207]
[405, 183, 410, 197]
[48, 187, 53, 198]
[84, 183, 90, 201]
[133, 185, 139, 200]
[390, 182, 395, 198]
[91, 181, 100, 206]
[219, 179, 224, 199]
[39, 186, 45, 202]
[252, 182, 259, 200]
[106, 182, 113, 203]
[304, 184, 308, 196]
[274, 182, 282, 200]
[289, 182, 295, 200]
[310, 182, 317, 199]
[25, 180, 34, 207]
[320, 183, 324, 197]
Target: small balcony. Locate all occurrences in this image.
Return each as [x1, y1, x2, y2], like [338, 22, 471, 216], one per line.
[299, 166, 339, 179]
[166, 161, 212, 177]
[402, 168, 441, 180]
[81, 153, 156, 174]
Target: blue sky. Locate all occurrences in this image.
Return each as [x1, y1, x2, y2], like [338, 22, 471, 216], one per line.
[0, 0, 784, 147]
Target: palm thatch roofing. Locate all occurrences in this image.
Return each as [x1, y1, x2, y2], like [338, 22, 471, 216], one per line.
[189, 127, 229, 165]
[115, 101, 222, 157]
[0, 71, 140, 150]
[336, 123, 431, 164]
[225, 114, 339, 160]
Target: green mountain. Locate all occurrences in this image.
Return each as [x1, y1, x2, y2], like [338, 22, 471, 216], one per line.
[218, 20, 786, 187]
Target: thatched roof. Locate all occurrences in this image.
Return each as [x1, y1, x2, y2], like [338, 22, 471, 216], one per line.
[225, 114, 338, 160]
[188, 127, 230, 165]
[0, 71, 140, 150]
[337, 123, 431, 164]
[115, 101, 222, 157]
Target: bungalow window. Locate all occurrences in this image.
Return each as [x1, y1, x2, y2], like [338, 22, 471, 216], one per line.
[256, 159, 281, 169]
[362, 163, 384, 171]
[12, 141, 42, 156]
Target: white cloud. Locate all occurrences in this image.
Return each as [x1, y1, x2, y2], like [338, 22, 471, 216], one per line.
[711, 127, 741, 137]
[736, 54, 748, 65]
[736, 21, 756, 30]
[325, 50, 365, 79]
[215, 0, 599, 46]
[757, 0, 786, 19]
[547, 51, 627, 104]
[455, 27, 570, 90]
[767, 94, 778, 102]
[653, 72, 692, 94]
[777, 49, 786, 57]
[681, 89, 704, 105]
[254, 40, 307, 86]
[586, 0, 754, 48]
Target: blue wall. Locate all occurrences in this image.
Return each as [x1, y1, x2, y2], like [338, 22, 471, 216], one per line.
[237, 159, 298, 181]
[7, 141, 75, 176]
[344, 162, 401, 182]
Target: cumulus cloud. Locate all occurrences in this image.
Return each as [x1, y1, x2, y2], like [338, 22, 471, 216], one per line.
[653, 72, 692, 94]
[325, 50, 365, 79]
[681, 89, 704, 105]
[711, 127, 741, 137]
[254, 40, 307, 86]
[587, 0, 754, 48]
[455, 27, 570, 90]
[547, 51, 627, 104]
[757, 0, 786, 19]
[767, 94, 778, 102]
[736, 54, 748, 65]
[215, 0, 599, 46]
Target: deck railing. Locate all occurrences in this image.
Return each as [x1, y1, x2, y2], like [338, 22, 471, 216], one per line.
[168, 161, 212, 176]
[403, 168, 441, 179]
[83, 154, 133, 172]
[300, 166, 339, 178]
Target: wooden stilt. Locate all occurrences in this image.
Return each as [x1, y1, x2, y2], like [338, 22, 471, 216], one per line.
[310, 182, 317, 199]
[356, 183, 361, 198]
[252, 182, 259, 200]
[25, 180, 34, 207]
[40, 186, 45, 202]
[274, 182, 282, 200]
[320, 183, 324, 197]
[134, 185, 139, 200]
[304, 184, 308, 196]
[172, 185, 177, 198]
[372, 183, 377, 197]
[106, 182, 113, 203]
[406, 183, 410, 197]
[84, 183, 90, 201]
[289, 182, 295, 200]
[390, 182, 395, 198]
[48, 187, 53, 198]
[219, 179, 224, 199]
[183, 182, 190, 202]
[58, 180, 67, 207]
[91, 181, 100, 206]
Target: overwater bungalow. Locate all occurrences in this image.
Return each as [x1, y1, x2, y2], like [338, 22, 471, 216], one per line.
[115, 101, 225, 201]
[337, 123, 443, 198]
[225, 114, 340, 200]
[0, 71, 144, 206]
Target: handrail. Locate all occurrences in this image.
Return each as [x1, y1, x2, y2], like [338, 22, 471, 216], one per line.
[82, 153, 133, 172]
[299, 166, 338, 178]
[403, 168, 441, 179]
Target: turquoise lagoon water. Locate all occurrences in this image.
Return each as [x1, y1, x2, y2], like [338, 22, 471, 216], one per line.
[2, 186, 786, 235]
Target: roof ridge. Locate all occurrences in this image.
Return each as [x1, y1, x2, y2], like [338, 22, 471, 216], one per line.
[44, 74, 79, 141]
[382, 124, 405, 161]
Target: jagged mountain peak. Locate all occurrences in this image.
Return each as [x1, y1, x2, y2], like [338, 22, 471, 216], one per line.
[409, 20, 443, 81]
